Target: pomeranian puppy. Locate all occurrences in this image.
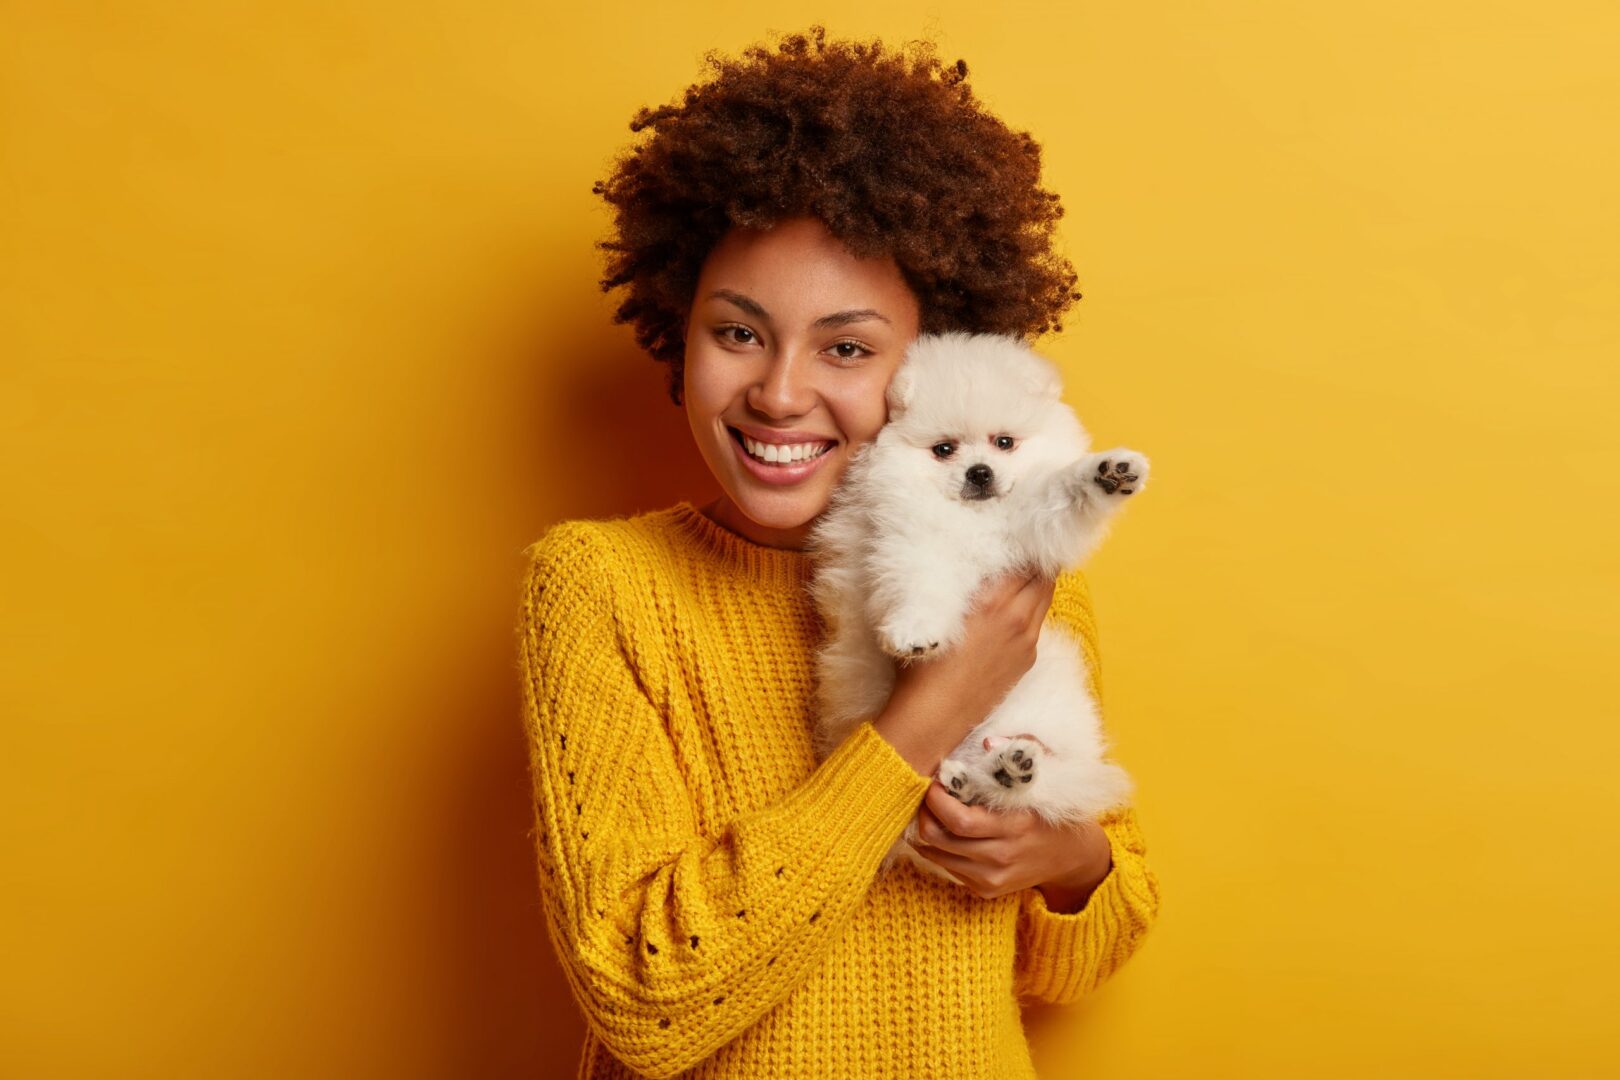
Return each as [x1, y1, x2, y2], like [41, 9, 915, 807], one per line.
[805, 331, 1150, 881]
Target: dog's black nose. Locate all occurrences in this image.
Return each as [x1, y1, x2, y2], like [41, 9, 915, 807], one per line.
[965, 464, 993, 487]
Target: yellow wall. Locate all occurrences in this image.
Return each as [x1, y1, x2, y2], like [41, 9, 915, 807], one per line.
[4, 2, 1616, 1076]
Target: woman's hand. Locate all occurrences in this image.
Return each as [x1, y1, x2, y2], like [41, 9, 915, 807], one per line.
[910, 771, 1114, 909]
[876, 572, 1056, 776]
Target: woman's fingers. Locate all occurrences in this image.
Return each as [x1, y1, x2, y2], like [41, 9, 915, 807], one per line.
[910, 843, 973, 888]
[1017, 572, 1056, 609]
[970, 570, 1051, 631]
[974, 570, 1029, 607]
[914, 783, 1050, 899]
[919, 782, 1016, 842]
[1015, 569, 1050, 596]
[910, 822, 1019, 898]
[909, 840, 979, 887]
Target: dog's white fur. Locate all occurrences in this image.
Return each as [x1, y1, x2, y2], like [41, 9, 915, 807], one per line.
[805, 332, 1150, 882]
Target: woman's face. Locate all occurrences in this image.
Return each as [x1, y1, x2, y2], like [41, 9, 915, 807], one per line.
[683, 216, 922, 549]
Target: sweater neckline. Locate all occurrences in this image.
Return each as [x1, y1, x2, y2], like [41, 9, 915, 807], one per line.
[666, 501, 815, 589]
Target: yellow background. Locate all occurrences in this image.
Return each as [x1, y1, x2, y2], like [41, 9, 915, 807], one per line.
[4, 2, 1617, 1076]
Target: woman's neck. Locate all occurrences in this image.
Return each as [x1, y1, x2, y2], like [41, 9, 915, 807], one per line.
[698, 496, 813, 551]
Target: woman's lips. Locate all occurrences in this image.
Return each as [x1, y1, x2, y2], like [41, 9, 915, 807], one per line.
[727, 426, 835, 486]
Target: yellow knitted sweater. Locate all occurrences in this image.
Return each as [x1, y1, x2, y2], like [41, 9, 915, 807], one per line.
[517, 502, 1160, 1079]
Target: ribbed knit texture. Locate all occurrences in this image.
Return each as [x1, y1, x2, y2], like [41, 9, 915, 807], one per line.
[517, 502, 1160, 1080]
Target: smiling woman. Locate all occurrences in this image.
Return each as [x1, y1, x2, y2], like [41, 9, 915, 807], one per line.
[518, 25, 1160, 1080]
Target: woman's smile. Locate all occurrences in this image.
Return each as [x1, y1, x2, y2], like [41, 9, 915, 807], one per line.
[726, 424, 839, 485]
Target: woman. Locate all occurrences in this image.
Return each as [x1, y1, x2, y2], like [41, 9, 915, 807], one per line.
[519, 28, 1160, 1079]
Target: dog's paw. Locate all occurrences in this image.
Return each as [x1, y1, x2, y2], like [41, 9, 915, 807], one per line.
[986, 735, 1044, 790]
[939, 761, 972, 803]
[876, 614, 945, 661]
[937, 757, 983, 805]
[1090, 449, 1149, 498]
[880, 635, 941, 661]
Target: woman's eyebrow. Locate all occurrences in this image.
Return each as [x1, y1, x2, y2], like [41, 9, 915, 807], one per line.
[705, 290, 891, 330]
[708, 289, 769, 319]
[813, 309, 891, 330]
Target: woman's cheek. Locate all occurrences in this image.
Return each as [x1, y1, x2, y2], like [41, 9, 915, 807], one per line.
[841, 380, 891, 443]
[683, 350, 733, 415]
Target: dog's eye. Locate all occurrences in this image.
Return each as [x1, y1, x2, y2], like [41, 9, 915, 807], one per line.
[932, 442, 956, 459]
[994, 436, 1016, 451]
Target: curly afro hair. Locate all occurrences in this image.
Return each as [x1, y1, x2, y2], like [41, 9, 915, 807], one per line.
[593, 25, 1083, 405]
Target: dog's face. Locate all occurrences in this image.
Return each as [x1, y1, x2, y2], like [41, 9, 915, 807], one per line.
[874, 332, 1089, 503]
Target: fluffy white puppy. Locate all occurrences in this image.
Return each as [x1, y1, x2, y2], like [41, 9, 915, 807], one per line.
[806, 331, 1150, 881]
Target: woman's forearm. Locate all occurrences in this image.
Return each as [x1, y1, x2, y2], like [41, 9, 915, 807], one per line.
[1034, 819, 1114, 913]
[871, 697, 957, 778]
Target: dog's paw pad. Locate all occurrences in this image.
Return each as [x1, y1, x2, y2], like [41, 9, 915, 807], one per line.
[989, 736, 1045, 789]
[937, 758, 980, 803]
[878, 618, 948, 660]
[1092, 451, 1149, 496]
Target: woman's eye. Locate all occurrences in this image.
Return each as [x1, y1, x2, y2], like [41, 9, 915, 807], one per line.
[932, 443, 956, 459]
[994, 436, 1016, 450]
[717, 325, 758, 346]
[829, 340, 872, 362]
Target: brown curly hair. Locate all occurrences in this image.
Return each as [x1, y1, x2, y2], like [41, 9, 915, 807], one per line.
[593, 25, 1082, 405]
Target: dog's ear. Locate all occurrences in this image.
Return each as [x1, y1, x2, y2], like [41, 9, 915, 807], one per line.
[886, 362, 916, 419]
[1021, 355, 1064, 401]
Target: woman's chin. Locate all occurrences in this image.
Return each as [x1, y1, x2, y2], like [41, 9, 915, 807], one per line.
[730, 487, 822, 531]
[708, 470, 835, 545]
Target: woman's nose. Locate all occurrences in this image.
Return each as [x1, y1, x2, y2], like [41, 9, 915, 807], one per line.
[747, 352, 815, 417]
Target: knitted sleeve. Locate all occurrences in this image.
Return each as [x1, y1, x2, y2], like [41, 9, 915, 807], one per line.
[518, 521, 933, 1079]
[1012, 569, 1162, 1008]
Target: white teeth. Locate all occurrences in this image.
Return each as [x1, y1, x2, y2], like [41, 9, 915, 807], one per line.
[740, 432, 832, 465]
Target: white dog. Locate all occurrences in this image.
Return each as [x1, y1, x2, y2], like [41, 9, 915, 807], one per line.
[805, 331, 1150, 882]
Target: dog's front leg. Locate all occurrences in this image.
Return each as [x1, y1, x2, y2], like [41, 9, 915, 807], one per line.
[866, 533, 982, 661]
[1016, 448, 1152, 572]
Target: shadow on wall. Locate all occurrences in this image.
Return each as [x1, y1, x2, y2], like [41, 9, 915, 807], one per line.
[431, 305, 711, 1075]
[527, 319, 710, 524]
